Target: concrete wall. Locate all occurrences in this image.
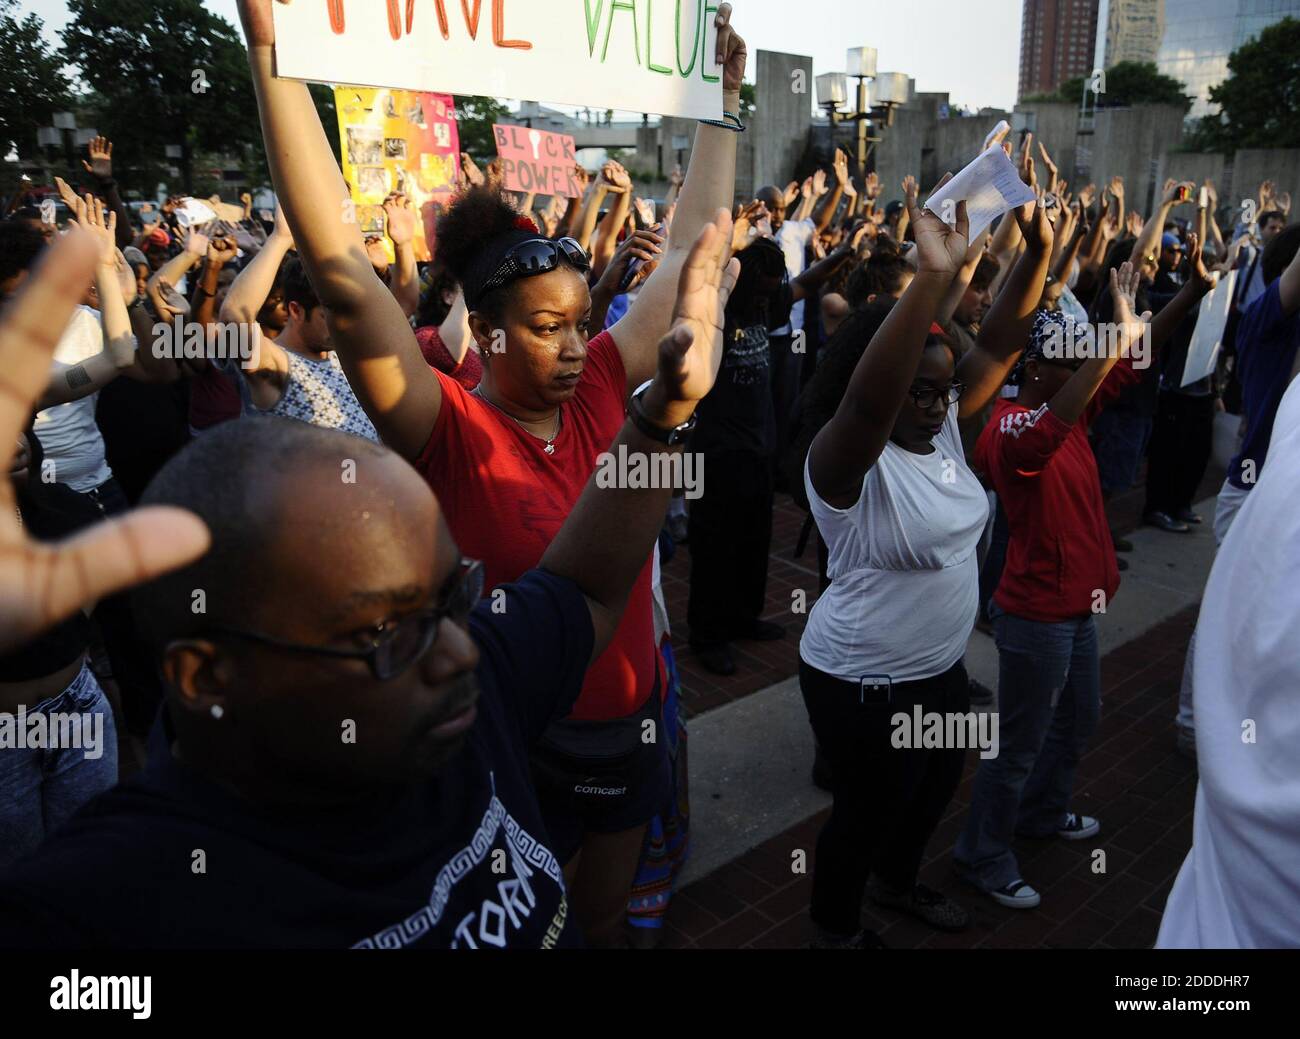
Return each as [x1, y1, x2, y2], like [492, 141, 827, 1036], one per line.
[1014, 102, 1081, 184]
[1229, 149, 1300, 215]
[928, 114, 1008, 189]
[749, 50, 814, 202]
[873, 108, 927, 204]
[1088, 104, 1187, 216]
[1154, 151, 1227, 200]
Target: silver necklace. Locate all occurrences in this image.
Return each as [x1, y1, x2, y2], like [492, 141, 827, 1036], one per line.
[473, 388, 562, 455]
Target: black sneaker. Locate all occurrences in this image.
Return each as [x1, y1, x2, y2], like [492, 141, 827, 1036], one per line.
[693, 643, 737, 676]
[1112, 534, 1134, 552]
[869, 881, 971, 932]
[1175, 508, 1203, 525]
[1145, 510, 1191, 533]
[968, 677, 995, 706]
[806, 928, 887, 949]
[738, 620, 786, 642]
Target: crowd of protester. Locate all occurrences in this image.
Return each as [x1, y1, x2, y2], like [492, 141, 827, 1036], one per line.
[0, 0, 1297, 949]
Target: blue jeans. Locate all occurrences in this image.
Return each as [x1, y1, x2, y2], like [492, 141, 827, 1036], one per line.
[953, 605, 1100, 891]
[0, 663, 118, 868]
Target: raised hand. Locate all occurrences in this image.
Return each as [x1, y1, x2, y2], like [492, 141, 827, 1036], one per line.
[669, 165, 686, 190]
[1277, 191, 1292, 216]
[1108, 175, 1124, 200]
[782, 180, 800, 208]
[601, 161, 632, 194]
[573, 164, 593, 196]
[1186, 232, 1217, 295]
[901, 174, 918, 209]
[69, 193, 117, 265]
[1163, 180, 1194, 206]
[207, 235, 239, 266]
[865, 171, 881, 201]
[712, 3, 747, 94]
[812, 169, 829, 198]
[81, 136, 114, 181]
[648, 208, 740, 414]
[1014, 190, 1053, 254]
[460, 152, 485, 188]
[800, 177, 814, 201]
[383, 192, 417, 246]
[600, 226, 665, 293]
[1109, 261, 1151, 356]
[912, 173, 969, 276]
[832, 148, 850, 187]
[1077, 183, 1097, 209]
[0, 229, 209, 653]
[1036, 140, 1058, 178]
[184, 228, 211, 259]
[1126, 211, 1145, 237]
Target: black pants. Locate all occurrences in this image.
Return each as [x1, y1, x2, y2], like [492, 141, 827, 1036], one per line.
[69, 478, 166, 738]
[769, 333, 801, 466]
[687, 452, 774, 648]
[1144, 391, 1216, 518]
[800, 657, 969, 936]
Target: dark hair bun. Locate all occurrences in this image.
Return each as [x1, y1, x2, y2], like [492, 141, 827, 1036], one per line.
[435, 187, 526, 283]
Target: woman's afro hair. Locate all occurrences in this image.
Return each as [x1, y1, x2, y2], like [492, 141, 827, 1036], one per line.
[435, 186, 533, 284]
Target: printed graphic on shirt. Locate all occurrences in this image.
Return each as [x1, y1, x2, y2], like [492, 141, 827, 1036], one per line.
[271, 352, 380, 442]
[352, 773, 565, 949]
[723, 324, 771, 387]
[998, 404, 1049, 438]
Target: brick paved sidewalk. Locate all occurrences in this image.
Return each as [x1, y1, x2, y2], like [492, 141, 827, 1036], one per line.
[661, 604, 1198, 949]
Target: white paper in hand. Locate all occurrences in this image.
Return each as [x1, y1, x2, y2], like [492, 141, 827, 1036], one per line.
[1181, 269, 1236, 388]
[924, 147, 1036, 242]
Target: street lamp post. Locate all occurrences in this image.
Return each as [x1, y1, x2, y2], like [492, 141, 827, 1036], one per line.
[816, 48, 911, 186]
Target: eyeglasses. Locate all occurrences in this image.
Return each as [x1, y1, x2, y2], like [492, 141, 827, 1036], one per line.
[908, 382, 965, 409]
[206, 558, 485, 681]
[478, 237, 591, 297]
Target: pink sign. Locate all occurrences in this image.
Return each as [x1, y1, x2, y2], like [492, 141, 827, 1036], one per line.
[492, 124, 580, 197]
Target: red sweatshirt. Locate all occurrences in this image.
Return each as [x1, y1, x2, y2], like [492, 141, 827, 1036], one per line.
[975, 358, 1139, 622]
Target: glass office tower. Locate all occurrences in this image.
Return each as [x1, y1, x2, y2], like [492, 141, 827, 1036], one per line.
[1158, 0, 1300, 116]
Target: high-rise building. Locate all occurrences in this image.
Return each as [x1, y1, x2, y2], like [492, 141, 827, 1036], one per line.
[1019, 0, 1102, 99]
[1158, 0, 1300, 117]
[1103, 0, 1166, 65]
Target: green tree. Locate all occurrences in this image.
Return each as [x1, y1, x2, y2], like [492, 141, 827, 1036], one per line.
[1047, 62, 1190, 110]
[454, 95, 509, 164]
[60, 0, 260, 193]
[1194, 17, 1300, 151]
[0, 0, 72, 162]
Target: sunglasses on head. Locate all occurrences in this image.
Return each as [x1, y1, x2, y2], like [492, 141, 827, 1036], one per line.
[478, 237, 591, 297]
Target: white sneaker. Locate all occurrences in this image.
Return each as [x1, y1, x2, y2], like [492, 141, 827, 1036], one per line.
[989, 879, 1041, 909]
[1056, 812, 1100, 840]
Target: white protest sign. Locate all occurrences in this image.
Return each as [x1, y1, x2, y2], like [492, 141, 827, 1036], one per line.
[1181, 269, 1237, 388]
[272, 1, 724, 120]
[924, 146, 1036, 242]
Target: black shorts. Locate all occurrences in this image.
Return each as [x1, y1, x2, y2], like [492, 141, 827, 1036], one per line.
[529, 676, 670, 864]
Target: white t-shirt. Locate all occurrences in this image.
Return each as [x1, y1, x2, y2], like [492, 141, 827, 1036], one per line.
[32, 306, 113, 493]
[773, 218, 815, 336]
[799, 407, 989, 683]
[1156, 374, 1300, 949]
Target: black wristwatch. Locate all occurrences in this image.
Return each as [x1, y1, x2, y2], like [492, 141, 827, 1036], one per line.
[629, 381, 696, 446]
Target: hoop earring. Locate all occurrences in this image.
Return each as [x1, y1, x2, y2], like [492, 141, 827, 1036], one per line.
[210, 704, 225, 720]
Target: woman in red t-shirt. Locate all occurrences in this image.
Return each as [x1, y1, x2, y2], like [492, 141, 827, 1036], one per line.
[956, 244, 1213, 909]
[250, 1, 749, 946]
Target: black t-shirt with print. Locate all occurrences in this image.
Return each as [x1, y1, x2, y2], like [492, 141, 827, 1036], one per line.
[691, 281, 795, 459]
[0, 570, 592, 949]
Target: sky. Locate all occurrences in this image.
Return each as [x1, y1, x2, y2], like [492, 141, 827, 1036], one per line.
[17, 0, 1024, 112]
